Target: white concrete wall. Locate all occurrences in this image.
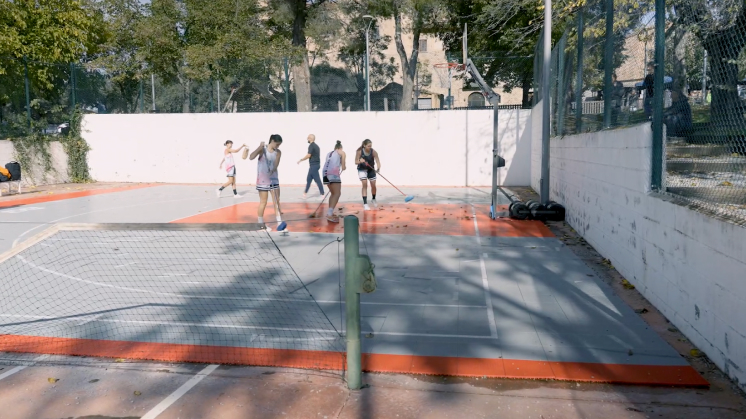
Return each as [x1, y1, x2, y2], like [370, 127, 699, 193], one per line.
[0, 140, 69, 186]
[82, 110, 532, 187]
[534, 122, 746, 393]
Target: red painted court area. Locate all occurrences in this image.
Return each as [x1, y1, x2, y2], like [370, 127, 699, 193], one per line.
[173, 202, 555, 238]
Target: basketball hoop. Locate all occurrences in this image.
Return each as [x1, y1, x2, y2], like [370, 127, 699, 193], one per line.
[433, 62, 465, 89]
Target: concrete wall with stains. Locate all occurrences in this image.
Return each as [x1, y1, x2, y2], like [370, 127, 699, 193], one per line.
[532, 122, 746, 392]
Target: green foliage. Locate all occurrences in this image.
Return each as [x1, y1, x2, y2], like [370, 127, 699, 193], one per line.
[61, 108, 92, 183]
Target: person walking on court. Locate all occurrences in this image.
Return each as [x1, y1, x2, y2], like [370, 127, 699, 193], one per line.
[323, 141, 346, 223]
[298, 134, 324, 199]
[355, 139, 381, 211]
[217, 140, 247, 198]
[249, 134, 283, 229]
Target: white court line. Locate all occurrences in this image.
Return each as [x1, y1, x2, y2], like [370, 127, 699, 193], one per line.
[0, 355, 48, 382]
[471, 205, 498, 339]
[0, 366, 27, 381]
[141, 364, 219, 419]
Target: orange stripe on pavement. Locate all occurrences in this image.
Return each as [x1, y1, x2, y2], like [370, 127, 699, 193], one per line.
[0, 185, 154, 208]
[0, 335, 707, 387]
[173, 203, 554, 238]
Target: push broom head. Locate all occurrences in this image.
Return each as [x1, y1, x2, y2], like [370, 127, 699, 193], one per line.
[404, 196, 415, 203]
[277, 221, 287, 231]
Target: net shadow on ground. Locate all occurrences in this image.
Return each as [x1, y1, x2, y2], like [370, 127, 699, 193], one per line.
[0, 227, 346, 382]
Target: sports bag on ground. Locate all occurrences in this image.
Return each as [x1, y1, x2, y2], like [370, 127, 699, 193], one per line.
[5, 161, 21, 180]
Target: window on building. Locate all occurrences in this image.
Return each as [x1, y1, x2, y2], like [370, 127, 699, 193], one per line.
[468, 92, 486, 108]
[419, 39, 428, 52]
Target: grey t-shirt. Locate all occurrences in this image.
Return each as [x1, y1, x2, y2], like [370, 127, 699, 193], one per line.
[308, 142, 320, 165]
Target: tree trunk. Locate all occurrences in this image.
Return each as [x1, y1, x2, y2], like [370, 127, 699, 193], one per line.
[292, 54, 313, 112]
[393, 4, 421, 111]
[521, 77, 531, 108]
[182, 78, 191, 113]
[704, 36, 744, 130]
[291, 0, 312, 112]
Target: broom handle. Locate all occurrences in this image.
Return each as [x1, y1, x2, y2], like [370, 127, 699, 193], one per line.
[365, 162, 406, 197]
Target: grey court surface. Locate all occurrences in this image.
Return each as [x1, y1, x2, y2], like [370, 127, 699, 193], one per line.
[0, 185, 689, 370]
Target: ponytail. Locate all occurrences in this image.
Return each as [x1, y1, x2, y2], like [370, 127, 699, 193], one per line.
[358, 139, 372, 152]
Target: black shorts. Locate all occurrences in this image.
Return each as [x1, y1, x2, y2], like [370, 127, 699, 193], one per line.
[357, 168, 376, 181]
[323, 175, 341, 185]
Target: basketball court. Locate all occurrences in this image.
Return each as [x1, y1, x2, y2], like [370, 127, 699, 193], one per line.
[0, 184, 708, 388]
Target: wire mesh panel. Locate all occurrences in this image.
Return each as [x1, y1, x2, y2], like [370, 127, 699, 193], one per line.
[662, 1, 746, 222]
[0, 224, 345, 371]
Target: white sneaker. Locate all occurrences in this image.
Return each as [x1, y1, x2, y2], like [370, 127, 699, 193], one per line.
[301, 193, 308, 200]
[216, 189, 221, 197]
[234, 194, 242, 199]
[372, 199, 378, 208]
[364, 204, 371, 211]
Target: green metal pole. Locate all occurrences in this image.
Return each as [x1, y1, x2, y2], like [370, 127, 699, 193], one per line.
[24, 56, 31, 130]
[70, 63, 77, 113]
[344, 215, 361, 390]
[651, 0, 665, 190]
[139, 79, 144, 113]
[575, 11, 585, 133]
[210, 77, 214, 113]
[284, 58, 290, 112]
[603, 0, 614, 128]
[556, 33, 567, 136]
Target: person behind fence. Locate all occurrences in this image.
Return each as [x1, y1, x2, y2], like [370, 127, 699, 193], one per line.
[298, 134, 324, 199]
[663, 89, 693, 137]
[611, 73, 625, 125]
[642, 62, 655, 119]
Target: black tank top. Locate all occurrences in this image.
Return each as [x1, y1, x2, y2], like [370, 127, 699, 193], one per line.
[358, 148, 375, 170]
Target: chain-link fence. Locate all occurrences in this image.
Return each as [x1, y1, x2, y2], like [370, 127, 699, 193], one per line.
[535, 0, 746, 225]
[662, 1, 746, 223]
[534, 0, 656, 136]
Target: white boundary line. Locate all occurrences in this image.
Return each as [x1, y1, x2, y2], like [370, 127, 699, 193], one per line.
[0, 355, 49, 382]
[141, 364, 219, 419]
[471, 205, 498, 339]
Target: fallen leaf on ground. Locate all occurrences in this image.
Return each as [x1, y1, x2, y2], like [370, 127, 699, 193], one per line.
[134, 390, 142, 396]
[690, 349, 703, 357]
[621, 279, 635, 289]
[48, 378, 59, 383]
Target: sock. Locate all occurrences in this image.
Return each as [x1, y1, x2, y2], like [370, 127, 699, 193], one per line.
[219, 187, 225, 191]
[277, 215, 282, 222]
[233, 189, 237, 195]
[327, 208, 334, 216]
[258, 216, 264, 224]
[372, 194, 376, 200]
[363, 196, 368, 204]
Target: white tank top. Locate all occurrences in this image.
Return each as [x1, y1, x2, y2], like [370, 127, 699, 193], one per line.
[257, 147, 279, 185]
[224, 151, 235, 170]
[323, 150, 341, 176]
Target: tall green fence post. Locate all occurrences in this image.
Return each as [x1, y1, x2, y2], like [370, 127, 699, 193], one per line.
[556, 34, 567, 136]
[575, 11, 585, 133]
[284, 58, 290, 112]
[344, 216, 362, 390]
[603, 0, 614, 128]
[24, 56, 31, 130]
[70, 63, 77, 114]
[651, 0, 665, 190]
[139, 79, 144, 113]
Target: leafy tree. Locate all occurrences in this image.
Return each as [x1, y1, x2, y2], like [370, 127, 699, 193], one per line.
[0, 0, 105, 124]
[268, 0, 337, 112]
[671, 0, 746, 128]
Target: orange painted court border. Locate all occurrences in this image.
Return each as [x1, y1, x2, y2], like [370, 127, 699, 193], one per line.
[0, 335, 708, 387]
[0, 184, 154, 208]
[172, 202, 554, 238]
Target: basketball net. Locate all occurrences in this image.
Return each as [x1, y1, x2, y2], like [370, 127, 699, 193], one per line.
[433, 62, 464, 90]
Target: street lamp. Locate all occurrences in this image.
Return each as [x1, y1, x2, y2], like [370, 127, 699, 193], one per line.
[363, 15, 375, 112]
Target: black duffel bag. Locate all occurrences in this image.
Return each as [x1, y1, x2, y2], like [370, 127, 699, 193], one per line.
[5, 161, 21, 180]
